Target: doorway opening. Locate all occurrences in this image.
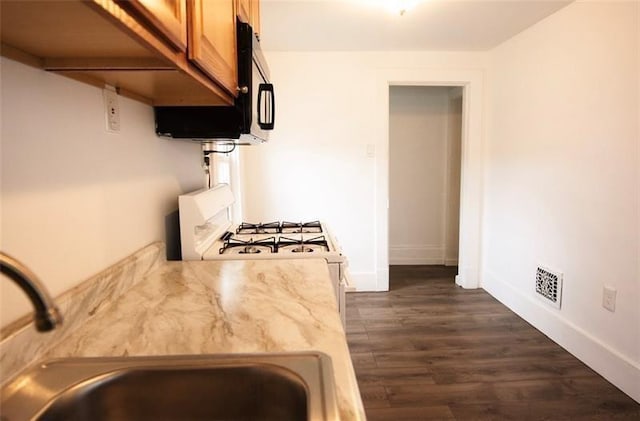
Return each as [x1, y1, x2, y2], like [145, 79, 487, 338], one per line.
[371, 66, 484, 292]
[388, 86, 463, 287]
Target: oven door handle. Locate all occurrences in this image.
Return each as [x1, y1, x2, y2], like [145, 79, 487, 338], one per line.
[257, 83, 275, 130]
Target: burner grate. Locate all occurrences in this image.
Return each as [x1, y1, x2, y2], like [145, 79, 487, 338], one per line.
[277, 235, 329, 253]
[236, 222, 281, 234]
[219, 237, 277, 254]
[280, 221, 323, 234]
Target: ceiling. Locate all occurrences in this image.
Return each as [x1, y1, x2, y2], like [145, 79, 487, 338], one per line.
[259, 0, 572, 51]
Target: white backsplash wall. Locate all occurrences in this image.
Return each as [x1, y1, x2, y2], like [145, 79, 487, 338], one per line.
[388, 86, 461, 266]
[484, 1, 639, 401]
[0, 58, 203, 328]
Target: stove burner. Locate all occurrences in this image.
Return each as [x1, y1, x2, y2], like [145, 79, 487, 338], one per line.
[278, 235, 329, 253]
[219, 237, 276, 254]
[280, 221, 323, 234]
[240, 246, 261, 254]
[236, 222, 281, 235]
[292, 245, 315, 253]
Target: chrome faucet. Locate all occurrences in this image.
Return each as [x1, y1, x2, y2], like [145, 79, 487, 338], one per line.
[0, 252, 63, 332]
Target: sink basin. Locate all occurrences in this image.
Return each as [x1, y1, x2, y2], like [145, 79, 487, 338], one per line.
[0, 352, 339, 421]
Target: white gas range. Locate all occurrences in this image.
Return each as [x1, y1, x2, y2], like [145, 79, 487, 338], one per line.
[178, 185, 348, 327]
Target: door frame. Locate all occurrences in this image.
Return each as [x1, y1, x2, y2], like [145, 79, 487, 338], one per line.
[373, 67, 485, 290]
[443, 87, 464, 266]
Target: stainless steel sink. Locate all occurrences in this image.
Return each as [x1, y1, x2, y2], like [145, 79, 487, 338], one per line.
[0, 352, 339, 421]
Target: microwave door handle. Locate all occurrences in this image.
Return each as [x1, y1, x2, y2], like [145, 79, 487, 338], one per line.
[257, 83, 273, 129]
[271, 87, 275, 128]
[258, 84, 264, 127]
[258, 83, 275, 130]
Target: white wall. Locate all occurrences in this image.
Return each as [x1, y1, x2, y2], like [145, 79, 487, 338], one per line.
[484, 1, 639, 402]
[0, 58, 203, 328]
[388, 86, 461, 265]
[240, 51, 487, 290]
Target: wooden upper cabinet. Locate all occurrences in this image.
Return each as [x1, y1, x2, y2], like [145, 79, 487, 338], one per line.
[188, 0, 237, 96]
[236, 0, 251, 24]
[236, 0, 260, 36]
[250, 0, 260, 36]
[120, 0, 188, 52]
[0, 0, 249, 105]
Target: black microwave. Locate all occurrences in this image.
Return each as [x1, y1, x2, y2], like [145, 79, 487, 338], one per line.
[154, 21, 274, 144]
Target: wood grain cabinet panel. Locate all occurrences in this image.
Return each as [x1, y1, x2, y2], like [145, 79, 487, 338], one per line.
[236, 0, 251, 24]
[0, 0, 243, 105]
[188, 0, 238, 96]
[120, 0, 188, 52]
[250, 0, 260, 36]
[236, 0, 260, 36]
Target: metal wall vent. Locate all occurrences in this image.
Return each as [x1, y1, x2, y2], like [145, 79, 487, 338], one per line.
[536, 266, 563, 309]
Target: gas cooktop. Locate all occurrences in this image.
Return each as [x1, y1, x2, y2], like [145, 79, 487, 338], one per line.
[219, 221, 329, 255]
[235, 221, 323, 235]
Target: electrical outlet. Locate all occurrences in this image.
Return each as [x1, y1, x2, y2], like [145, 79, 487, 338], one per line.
[602, 286, 616, 312]
[103, 87, 120, 132]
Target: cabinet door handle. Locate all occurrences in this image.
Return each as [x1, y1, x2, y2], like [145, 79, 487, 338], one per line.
[257, 83, 275, 130]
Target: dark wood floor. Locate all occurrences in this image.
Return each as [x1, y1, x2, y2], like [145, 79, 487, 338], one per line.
[346, 265, 640, 421]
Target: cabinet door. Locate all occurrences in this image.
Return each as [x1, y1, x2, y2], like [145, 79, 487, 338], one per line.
[250, 0, 260, 36]
[236, 0, 251, 24]
[237, 0, 260, 36]
[188, 0, 237, 96]
[124, 0, 188, 51]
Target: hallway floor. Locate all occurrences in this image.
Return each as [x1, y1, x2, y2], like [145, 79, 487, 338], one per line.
[345, 265, 640, 420]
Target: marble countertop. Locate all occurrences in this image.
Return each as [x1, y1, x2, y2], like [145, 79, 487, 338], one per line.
[36, 258, 365, 420]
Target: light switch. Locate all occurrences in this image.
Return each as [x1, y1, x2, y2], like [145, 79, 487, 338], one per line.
[603, 286, 616, 312]
[366, 144, 375, 158]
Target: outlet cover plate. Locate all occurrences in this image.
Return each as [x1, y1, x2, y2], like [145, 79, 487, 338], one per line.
[103, 87, 120, 132]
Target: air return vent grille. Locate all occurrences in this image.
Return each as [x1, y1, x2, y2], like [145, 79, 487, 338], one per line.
[536, 266, 563, 309]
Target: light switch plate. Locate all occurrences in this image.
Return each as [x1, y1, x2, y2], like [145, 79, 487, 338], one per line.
[603, 286, 616, 312]
[366, 144, 375, 158]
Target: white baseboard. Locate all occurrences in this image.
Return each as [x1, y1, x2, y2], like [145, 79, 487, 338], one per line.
[348, 269, 389, 292]
[391, 257, 445, 265]
[389, 244, 444, 265]
[350, 272, 378, 292]
[483, 270, 640, 403]
[445, 258, 459, 266]
[377, 267, 389, 291]
[455, 265, 479, 289]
